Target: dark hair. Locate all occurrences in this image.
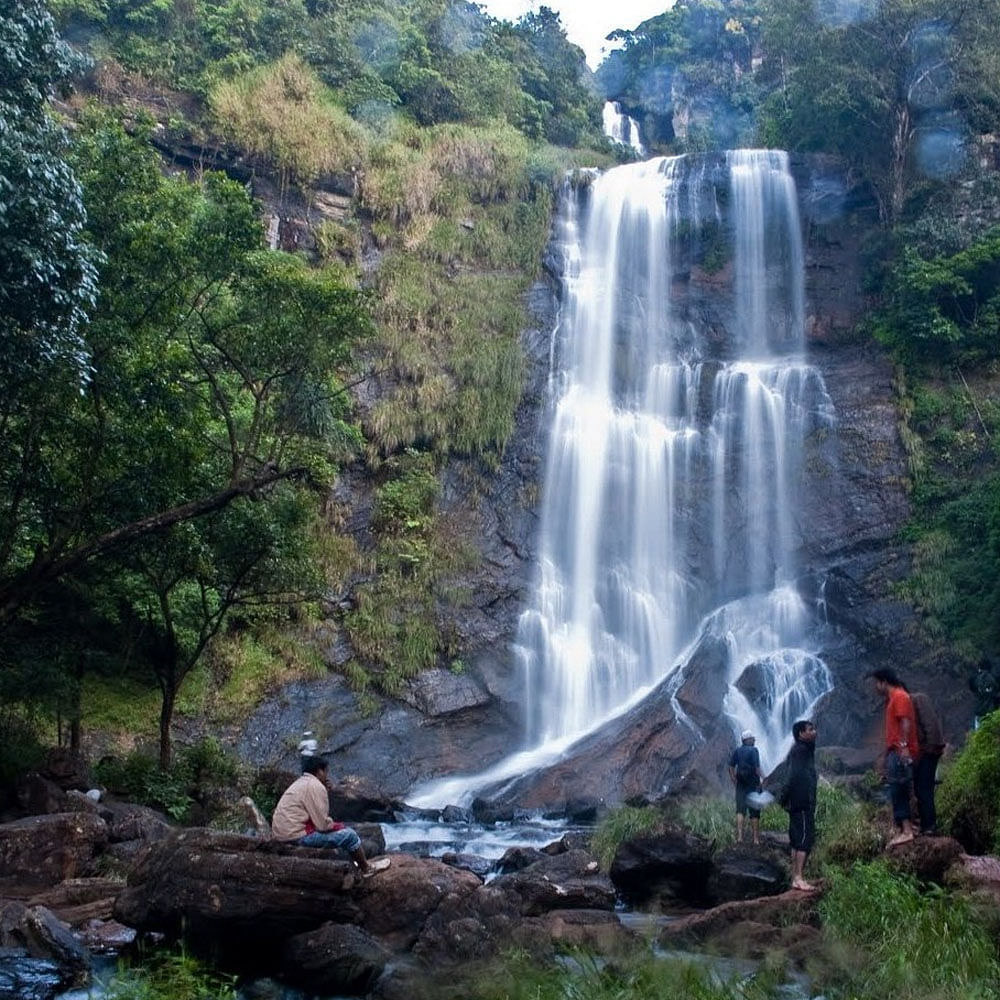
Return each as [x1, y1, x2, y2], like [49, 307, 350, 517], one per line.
[792, 720, 813, 740]
[868, 668, 907, 690]
[302, 754, 328, 775]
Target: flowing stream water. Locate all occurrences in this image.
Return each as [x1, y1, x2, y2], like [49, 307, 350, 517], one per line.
[414, 151, 835, 807]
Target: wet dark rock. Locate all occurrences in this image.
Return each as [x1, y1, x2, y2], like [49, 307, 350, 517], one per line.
[610, 830, 714, 907]
[0, 901, 89, 990]
[470, 798, 514, 825]
[282, 922, 391, 997]
[441, 805, 472, 824]
[491, 850, 614, 916]
[0, 951, 67, 1000]
[707, 844, 789, 903]
[76, 917, 136, 953]
[329, 778, 401, 823]
[439, 853, 492, 880]
[495, 846, 547, 874]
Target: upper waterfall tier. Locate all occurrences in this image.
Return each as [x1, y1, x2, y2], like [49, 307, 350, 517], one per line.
[602, 101, 646, 156]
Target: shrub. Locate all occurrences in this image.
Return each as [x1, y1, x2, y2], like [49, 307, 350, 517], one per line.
[938, 709, 1000, 853]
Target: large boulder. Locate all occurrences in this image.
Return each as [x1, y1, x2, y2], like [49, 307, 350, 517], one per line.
[659, 885, 823, 964]
[0, 814, 108, 889]
[707, 844, 789, 903]
[114, 829, 366, 940]
[109, 826, 632, 996]
[491, 850, 615, 916]
[610, 830, 714, 907]
[282, 922, 391, 997]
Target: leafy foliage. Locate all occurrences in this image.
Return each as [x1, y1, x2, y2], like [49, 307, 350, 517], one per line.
[597, 0, 764, 150]
[53, 0, 605, 148]
[0, 110, 371, 761]
[938, 708, 1000, 852]
[0, 0, 98, 379]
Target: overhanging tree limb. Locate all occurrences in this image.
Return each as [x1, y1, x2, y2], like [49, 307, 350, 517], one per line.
[0, 463, 306, 624]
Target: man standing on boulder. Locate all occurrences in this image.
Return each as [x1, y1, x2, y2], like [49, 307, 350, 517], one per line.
[869, 668, 920, 847]
[728, 729, 763, 845]
[910, 689, 945, 836]
[780, 719, 817, 891]
[271, 755, 390, 877]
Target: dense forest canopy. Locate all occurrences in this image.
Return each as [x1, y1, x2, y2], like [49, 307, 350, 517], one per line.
[2, 0, 1000, 782]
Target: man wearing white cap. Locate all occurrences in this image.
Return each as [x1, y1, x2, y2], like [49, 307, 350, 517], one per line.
[728, 729, 763, 844]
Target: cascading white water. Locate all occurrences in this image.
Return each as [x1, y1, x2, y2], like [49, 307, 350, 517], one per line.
[411, 151, 835, 806]
[603, 101, 646, 155]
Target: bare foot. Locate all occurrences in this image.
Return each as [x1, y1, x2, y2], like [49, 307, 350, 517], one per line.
[791, 878, 816, 891]
[888, 832, 914, 847]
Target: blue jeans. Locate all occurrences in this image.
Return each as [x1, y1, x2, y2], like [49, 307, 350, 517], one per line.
[297, 828, 361, 854]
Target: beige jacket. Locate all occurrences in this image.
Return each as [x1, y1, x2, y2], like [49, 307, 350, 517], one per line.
[271, 773, 334, 841]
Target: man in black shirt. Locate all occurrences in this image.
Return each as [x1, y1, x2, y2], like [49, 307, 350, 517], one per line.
[781, 719, 818, 891]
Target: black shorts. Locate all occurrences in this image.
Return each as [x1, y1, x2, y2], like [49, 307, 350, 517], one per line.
[788, 808, 815, 853]
[735, 783, 761, 818]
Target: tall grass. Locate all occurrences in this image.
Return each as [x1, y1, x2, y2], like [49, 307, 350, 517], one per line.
[590, 805, 666, 868]
[426, 948, 788, 1000]
[819, 860, 1000, 1000]
[103, 948, 237, 1000]
[210, 54, 366, 192]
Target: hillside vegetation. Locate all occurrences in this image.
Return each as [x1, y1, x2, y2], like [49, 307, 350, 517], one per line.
[3, 0, 1000, 776]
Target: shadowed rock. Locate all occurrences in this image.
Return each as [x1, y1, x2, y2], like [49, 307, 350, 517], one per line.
[610, 830, 714, 907]
[0, 814, 108, 888]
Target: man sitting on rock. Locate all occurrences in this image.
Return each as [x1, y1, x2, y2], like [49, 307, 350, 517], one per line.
[271, 755, 390, 877]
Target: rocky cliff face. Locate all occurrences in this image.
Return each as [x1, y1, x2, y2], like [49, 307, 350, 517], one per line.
[237, 153, 972, 807]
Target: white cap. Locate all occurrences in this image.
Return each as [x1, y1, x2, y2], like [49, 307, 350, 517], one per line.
[741, 730, 754, 741]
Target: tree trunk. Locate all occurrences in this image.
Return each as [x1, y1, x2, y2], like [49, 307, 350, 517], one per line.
[70, 654, 84, 751]
[889, 101, 911, 225]
[159, 676, 176, 771]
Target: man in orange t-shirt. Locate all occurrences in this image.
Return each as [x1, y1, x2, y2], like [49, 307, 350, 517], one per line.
[869, 668, 920, 846]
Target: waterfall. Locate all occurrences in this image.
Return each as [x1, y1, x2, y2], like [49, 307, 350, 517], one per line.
[411, 151, 835, 806]
[603, 101, 645, 156]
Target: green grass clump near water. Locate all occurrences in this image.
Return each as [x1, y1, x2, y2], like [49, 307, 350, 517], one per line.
[430, 948, 788, 1000]
[103, 949, 237, 1000]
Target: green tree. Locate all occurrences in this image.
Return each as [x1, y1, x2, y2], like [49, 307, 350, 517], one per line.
[0, 0, 97, 380]
[0, 115, 370, 757]
[758, 0, 1000, 225]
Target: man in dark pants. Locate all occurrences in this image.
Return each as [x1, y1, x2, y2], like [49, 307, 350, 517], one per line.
[911, 691, 945, 836]
[728, 729, 763, 844]
[869, 668, 920, 846]
[781, 719, 818, 891]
